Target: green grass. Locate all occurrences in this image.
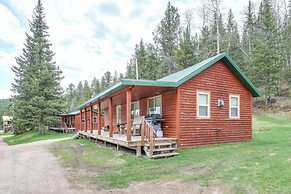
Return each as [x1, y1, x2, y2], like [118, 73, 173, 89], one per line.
[0, 131, 12, 136]
[4, 129, 72, 145]
[50, 117, 291, 193]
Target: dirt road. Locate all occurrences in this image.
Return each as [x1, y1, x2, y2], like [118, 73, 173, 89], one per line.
[0, 136, 92, 194]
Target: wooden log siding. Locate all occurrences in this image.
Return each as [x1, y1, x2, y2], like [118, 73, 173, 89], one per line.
[74, 114, 79, 131]
[178, 61, 252, 148]
[161, 90, 177, 138]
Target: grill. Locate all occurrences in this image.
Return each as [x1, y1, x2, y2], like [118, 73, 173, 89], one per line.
[145, 114, 164, 137]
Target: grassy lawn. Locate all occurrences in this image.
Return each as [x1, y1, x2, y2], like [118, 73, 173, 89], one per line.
[4, 129, 72, 145]
[0, 131, 13, 136]
[50, 117, 291, 193]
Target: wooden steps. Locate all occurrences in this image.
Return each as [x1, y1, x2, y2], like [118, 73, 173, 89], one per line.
[143, 141, 178, 159]
[152, 152, 179, 159]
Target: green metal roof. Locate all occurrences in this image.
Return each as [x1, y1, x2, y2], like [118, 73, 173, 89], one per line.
[77, 53, 260, 109]
[60, 110, 80, 116]
[158, 52, 261, 97]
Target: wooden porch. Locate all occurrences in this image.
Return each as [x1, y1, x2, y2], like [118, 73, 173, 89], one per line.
[77, 129, 178, 159]
[77, 84, 180, 158]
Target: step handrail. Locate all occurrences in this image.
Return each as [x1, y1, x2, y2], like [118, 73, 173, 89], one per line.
[141, 116, 155, 158]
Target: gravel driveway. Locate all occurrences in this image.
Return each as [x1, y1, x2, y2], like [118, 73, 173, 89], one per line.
[0, 135, 90, 194]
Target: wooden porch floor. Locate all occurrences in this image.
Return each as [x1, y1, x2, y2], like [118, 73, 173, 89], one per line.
[77, 130, 177, 152]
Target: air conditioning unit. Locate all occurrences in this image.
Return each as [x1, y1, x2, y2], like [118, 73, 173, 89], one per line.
[218, 99, 224, 107]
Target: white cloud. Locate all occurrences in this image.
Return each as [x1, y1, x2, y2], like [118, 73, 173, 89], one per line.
[0, 0, 258, 99]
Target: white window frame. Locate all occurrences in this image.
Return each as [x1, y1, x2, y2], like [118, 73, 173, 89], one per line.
[116, 105, 122, 124]
[131, 101, 140, 119]
[197, 91, 210, 118]
[147, 95, 162, 115]
[93, 116, 97, 123]
[229, 94, 240, 119]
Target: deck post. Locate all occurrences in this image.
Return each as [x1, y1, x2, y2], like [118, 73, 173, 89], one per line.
[136, 146, 141, 157]
[79, 109, 82, 131]
[97, 101, 101, 135]
[126, 89, 132, 141]
[84, 108, 87, 132]
[141, 116, 145, 146]
[109, 97, 113, 137]
[89, 105, 93, 134]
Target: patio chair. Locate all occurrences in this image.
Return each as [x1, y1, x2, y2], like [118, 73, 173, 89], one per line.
[132, 116, 143, 136]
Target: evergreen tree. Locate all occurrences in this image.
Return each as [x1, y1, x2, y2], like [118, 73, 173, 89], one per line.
[113, 70, 119, 83]
[135, 39, 148, 79]
[83, 80, 92, 100]
[174, 10, 198, 69]
[11, 0, 64, 134]
[226, 9, 243, 64]
[76, 81, 84, 101]
[100, 76, 106, 91]
[242, 1, 256, 56]
[197, 26, 213, 59]
[91, 77, 100, 95]
[119, 73, 124, 80]
[252, 0, 283, 99]
[125, 61, 136, 79]
[153, 2, 181, 75]
[104, 71, 113, 88]
[65, 83, 76, 111]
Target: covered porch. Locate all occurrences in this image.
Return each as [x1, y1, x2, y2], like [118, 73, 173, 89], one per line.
[77, 130, 178, 158]
[77, 81, 179, 158]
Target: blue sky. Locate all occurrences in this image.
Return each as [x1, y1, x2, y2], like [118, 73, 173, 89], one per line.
[0, 0, 261, 99]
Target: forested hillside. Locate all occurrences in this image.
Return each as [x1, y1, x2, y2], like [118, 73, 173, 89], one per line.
[64, 0, 291, 111]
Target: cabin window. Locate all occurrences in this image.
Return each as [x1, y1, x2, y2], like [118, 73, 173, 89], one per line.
[93, 116, 97, 123]
[131, 101, 140, 119]
[116, 105, 122, 124]
[81, 116, 85, 123]
[230, 95, 240, 118]
[148, 95, 162, 115]
[197, 91, 210, 118]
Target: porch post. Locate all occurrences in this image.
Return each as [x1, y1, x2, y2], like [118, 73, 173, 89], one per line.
[79, 109, 82, 131]
[89, 105, 93, 134]
[84, 108, 87, 132]
[109, 97, 113, 137]
[97, 101, 101, 135]
[126, 89, 132, 141]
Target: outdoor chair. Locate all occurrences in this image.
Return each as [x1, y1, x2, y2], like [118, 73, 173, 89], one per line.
[132, 116, 143, 136]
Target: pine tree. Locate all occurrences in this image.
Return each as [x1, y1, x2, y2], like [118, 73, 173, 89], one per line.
[113, 70, 119, 84]
[242, 1, 256, 56]
[100, 76, 106, 91]
[135, 39, 148, 79]
[11, 0, 64, 134]
[76, 81, 84, 101]
[153, 2, 181, 76]
[226, 9, 243, 64]
[91, 77, 100, 95]
[145, 43, 163, 80]
[83, 80, 92, 100]
[252, 0, 283, 99]
[104, 71, 112, 88]
[174, 10, 198, 69]
[65, 83, 76, 111]
[125, 61, 136, 79]
[119, 73, 124, 80]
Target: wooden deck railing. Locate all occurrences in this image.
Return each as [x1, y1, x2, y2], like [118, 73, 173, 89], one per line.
[63, 122, 68, 133]
[140, 116, 155, 158]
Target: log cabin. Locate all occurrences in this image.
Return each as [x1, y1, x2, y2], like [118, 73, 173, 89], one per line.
[60, 110, 100, 130]
[74, 53, 260, 158]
